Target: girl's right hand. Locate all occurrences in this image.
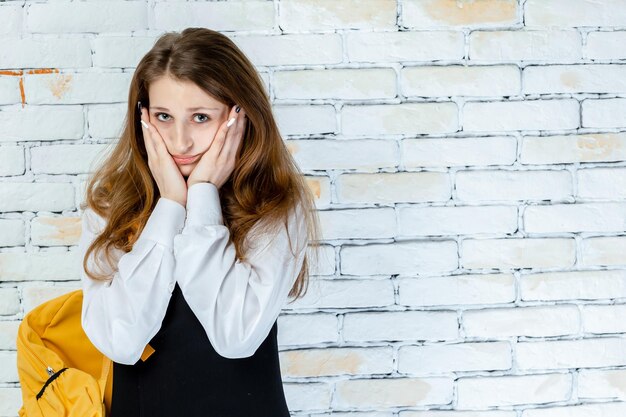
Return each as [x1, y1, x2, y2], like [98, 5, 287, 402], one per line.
[139, 107, 188, 208]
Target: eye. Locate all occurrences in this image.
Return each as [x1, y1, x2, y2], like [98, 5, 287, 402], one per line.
[155, 112, 170, 121]
[194, 113, 210, 123]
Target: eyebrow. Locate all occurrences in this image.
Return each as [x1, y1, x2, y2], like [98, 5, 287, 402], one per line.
[150, 106, 221, 112]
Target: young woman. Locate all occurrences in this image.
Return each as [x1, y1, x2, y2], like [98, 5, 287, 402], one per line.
[78, 27, 321, 416]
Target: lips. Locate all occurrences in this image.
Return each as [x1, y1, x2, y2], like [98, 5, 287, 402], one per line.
[172, 154, 200, 165]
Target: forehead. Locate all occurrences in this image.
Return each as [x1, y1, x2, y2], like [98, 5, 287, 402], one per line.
[148, 75, 225, 110]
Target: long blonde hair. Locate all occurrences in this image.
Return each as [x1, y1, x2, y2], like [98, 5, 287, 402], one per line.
[80, 27, 321, 301]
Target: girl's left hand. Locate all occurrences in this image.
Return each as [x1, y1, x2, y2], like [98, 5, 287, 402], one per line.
[187, 105, 246, 189]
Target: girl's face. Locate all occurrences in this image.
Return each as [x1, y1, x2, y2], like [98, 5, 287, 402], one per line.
[146, 75, 230, 178]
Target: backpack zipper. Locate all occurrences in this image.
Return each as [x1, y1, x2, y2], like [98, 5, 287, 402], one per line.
[18, 328, 56, 379]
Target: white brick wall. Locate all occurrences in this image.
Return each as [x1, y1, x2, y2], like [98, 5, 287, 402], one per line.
[2, 0, 626, 416]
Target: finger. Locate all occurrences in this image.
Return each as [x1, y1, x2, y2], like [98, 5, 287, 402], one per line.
[141, 109, 172, 160]
[140, 108, 156, 157]
[210, 106, 238, 159]
[224, 109, 245, 162]
[217, 110, 240, 161]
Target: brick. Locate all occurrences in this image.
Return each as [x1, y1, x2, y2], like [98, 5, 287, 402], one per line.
[582, 98, 626, 128]
[283, 382, 331, 411]
[337, 172, 452, 204]
[0, 387, 21, 417]
[403, 411, 516, 417]
[31, 144, 113, 175]
[0, 183, 75, 212]
[398, 274, 516, 307]
[523, 402, 626, 417]
[402, 65, 520, 97]
[93, 35, 157, 68]
[335, 377, 453, 408]
[578, 167, 626, 199]
[401, 0, 518, 28]
[233, 34, 342, 66]
[578, 369, 626, 400]
[277, 313, 337, 346]
[0, 145, 25, 176]
[469, 30, 581, 61]
[341, 240, 458, 276]
[398, 205, 517, 236]
[0, 351, 18, 383]
[463, 305, 579, 338]
[463, 100, 579, 132]
[0, 321, 19, 350]
[402, 136, 517, 168]
[31, 214, 81, 247]
[462, 238, 576, 269]
[27, 1, 147, 33]
[582, 305, 626, 334]
[521, 270, 626, 301]
[521, 133, 626, 164]
[25, 72, 132, 104]
[0, 288, 20, 316]
[286, 139, 397, 171]
[286, 279, 395, 309]
[346, 31, 464, 62]
[279, 0, 397, 32]
[22, 285, 80, 314]
[306, 243, 335, 276]
[87, 105, 127, 140]
[0, 75, 21, 105]
[343, 311, 458, 342]
[517, 338, 626, 370]
[526, 0, 626, 27]
[280, 346, 393, 377]
[274, 105, 336, 136]
[0, 219, 24, 247]
[455, 170, 572, 202]
[524, 65, 626, 94]
[398, 341, 512, 374]
[274, 68, 396, 100]
[342, 103, 459, 136]
[582, 236, 626, 267]
[154, 1, 274, 32]
[0, 4, 22, 35]
[0, 36, 92, 69]
[457, 373, 571, 408]
[586, 31, 626, 60]
[525, 203, 626, 233]
[0, 252, 78, 282]
[306, 176, 332, 208]
[0, 106, 84, 142]
[317, 207, 396, 239]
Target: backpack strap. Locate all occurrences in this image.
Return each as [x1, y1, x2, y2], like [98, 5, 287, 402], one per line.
[97, 355, 111, 400]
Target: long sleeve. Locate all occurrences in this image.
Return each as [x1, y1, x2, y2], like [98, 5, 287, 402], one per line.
[78, 198, 186, 365]
[173, 182, 308, 359]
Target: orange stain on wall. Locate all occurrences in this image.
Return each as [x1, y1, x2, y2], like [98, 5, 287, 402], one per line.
[0, 68, 59, 108]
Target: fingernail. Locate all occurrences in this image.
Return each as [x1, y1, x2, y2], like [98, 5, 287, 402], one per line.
[235, 105, 241, 113]
[141, 120, 149, 129]
[227, 117, 236, 127]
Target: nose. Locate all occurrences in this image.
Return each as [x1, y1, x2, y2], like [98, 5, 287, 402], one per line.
[170, 121, 194, 155]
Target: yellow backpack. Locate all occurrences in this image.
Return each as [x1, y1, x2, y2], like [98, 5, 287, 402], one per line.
[16, 290, 154, 417]
[16, 289, 113, 416]
[15, 289, 156, 416]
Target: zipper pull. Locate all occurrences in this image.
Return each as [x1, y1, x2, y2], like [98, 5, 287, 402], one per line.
[46, 366, 55, 376]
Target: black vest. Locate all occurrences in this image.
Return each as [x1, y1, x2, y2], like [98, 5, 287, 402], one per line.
[110, 282, 291, 416]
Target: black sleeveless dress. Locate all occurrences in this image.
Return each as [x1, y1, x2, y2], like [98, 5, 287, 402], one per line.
[110, 282, 291, 416]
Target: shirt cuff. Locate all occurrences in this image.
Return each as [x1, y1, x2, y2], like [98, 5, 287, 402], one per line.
[139, 197, 186, 248]
[186, 182, 223, 227]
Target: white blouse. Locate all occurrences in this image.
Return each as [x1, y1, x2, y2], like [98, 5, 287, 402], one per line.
[79, 182, 308, 365]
